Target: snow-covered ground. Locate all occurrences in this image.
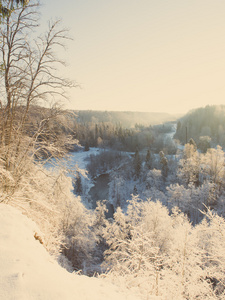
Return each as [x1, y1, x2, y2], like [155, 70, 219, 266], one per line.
[65, 147, 100, 171]
[45, 147, 100, 172]
[0, 203, 141, 300]
[44, 148, 100, 205]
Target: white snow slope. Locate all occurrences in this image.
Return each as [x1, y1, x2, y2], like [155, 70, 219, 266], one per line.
[0, 204, 140, 300]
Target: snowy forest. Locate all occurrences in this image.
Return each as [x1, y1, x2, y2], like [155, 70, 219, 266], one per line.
[1, 1, 225, 300]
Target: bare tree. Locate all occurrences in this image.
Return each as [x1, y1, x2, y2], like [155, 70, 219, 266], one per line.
[0, 0, 76, 192]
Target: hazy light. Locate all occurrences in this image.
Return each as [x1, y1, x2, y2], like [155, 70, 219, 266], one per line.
[40, 0, 225, 114]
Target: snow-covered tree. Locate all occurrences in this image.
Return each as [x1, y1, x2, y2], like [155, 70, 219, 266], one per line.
[89, 200, 109, 272]
[102, 195, 225, 299]
[167, 183, 191, 214]
[189, 138, 197, 151]
[165, 208, 211, 299]
[73, 172, 83, 195]
[159, 151, 168, 179]
[102, 206, 131, 273]
[202, 146, 225, 192]
[196, 209, 225, 298]
[103, 199, 173, 297]
[109, 174, 127, 208]
[133, 149, 142, 179]
[145, 149, 152, 170]
[199, 136, 211, 153]
[146, 169, 163, 191]
[178, 143, 201, 186]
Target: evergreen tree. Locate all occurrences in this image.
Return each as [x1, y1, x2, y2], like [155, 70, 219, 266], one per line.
[189, 138, 197, 151]
[73, 172, 82, 195]
[159, 151, 168, 179]
[91, 200, 109, 266]
[95, 124, 98, 141]
[133, 185, 138, 195]
[84, 141, 90, 151]
[133, 149, 141, 178]
[145, 149, 152, 170]
[199, 136, 211, 153]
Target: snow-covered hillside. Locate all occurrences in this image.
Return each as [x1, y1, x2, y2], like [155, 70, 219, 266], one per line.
[0, 204, 140, 300]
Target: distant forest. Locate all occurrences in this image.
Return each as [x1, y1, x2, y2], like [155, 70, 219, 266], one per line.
[174, 105, 225, 151]
[73, 110, 179, 128]
[21, 106, 177, 154]
[16, 105, 225, 154]
[69, 110, 178, 152]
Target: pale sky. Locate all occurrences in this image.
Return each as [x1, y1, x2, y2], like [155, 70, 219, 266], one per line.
[40, 0, 225, 114]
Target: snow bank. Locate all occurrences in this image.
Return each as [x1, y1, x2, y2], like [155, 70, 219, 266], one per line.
[0, 204, 140, 300]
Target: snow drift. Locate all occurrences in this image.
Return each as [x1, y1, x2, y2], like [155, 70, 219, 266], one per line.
[0, 204, 140, 300]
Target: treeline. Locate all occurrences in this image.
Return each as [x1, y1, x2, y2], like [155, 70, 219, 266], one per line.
[73, 121, 151, 152]
[74, 110, 178, 128]
[174, 105, 225, 150]
[73, 121, 176, 153]
[14, 106, 177, 153]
